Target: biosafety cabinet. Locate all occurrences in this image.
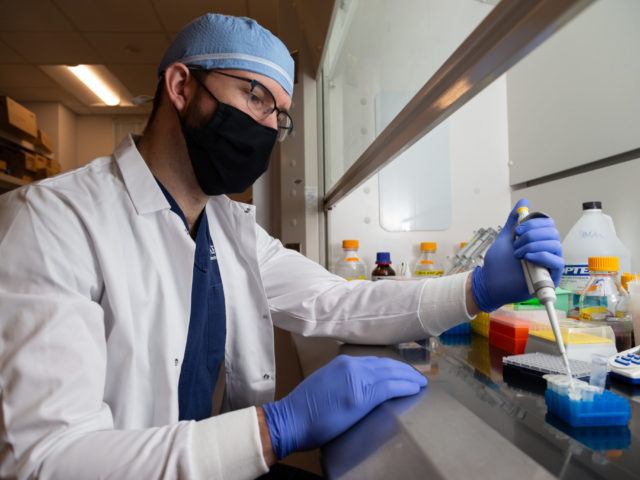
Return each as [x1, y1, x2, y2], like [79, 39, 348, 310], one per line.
[274, 1, 640, 477]
[274, 0, 639, 277]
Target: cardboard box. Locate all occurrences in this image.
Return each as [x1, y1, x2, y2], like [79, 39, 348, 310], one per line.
[36, 128, 53, 152]
[45, 158, 61, 177]
[23, 151, 39, 172]
[34, 154, 47, 170]
[0, 96, 38, 139]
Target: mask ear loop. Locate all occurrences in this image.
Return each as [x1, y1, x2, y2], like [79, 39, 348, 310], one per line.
[190, 71, 218, 102]
[179, 70, 225, 130]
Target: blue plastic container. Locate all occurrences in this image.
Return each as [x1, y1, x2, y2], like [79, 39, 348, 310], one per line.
[442, 323, 471, 335]
[545, 388, 631, 427]
[545, 414, 631, 451]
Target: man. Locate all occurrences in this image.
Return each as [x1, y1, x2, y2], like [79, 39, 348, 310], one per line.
[0, 13, 563, 479]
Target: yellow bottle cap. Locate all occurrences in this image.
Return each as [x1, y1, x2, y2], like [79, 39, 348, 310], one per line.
[517, 206, 530, 216]
[342, 239, 359, 249]
[621, 272, 640, 291]
[420, 242, 437, 251]
[588, 256, 619, 272]
[459, 242, 468, 249]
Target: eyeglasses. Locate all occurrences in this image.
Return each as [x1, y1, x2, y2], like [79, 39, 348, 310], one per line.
[194, 69, 293, 142]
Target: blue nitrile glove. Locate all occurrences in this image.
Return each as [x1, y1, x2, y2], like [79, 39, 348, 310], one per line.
[471, 198, 564, 312]
[262, 354, 427, 459]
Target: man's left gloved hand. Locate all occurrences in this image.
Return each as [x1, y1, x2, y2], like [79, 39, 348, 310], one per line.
[262, 355, 426, 459]
[471, 198, 564, 312]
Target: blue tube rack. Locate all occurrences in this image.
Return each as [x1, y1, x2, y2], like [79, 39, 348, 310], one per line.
[545, 414, 631, 451]
[442, 323, 471, 335]
[545, 387, 631, 427]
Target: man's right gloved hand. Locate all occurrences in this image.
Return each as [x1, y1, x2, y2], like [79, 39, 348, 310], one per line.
[471, 198, 564, 312]
[262, 354, 427, 459]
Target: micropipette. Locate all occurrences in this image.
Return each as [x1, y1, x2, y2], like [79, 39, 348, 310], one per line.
[516, 206, 574, 387]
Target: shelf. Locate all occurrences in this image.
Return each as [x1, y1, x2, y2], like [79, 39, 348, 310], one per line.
[0, 127, 54, 159]
[0, 172, 26, 193]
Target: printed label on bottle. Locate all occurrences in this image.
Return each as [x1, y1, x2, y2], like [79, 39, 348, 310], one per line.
[420, 260, 434, 265]
[559, 264, 590, 293]
[345, 257, 360, 262]
[580, 306, 608, 321]
[414, 270, 444, 277]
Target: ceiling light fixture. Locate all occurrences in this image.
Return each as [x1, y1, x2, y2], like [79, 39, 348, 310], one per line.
[67, 65, 120, 106]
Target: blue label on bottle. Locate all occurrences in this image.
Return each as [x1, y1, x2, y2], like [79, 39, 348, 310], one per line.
[562, 265, 590, 276]
[560, 264, 590, 295]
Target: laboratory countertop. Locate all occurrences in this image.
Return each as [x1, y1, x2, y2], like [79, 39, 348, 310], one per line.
[291, 333, 640, 479]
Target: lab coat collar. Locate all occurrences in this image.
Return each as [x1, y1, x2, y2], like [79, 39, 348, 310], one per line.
[114, 134, 170, 215]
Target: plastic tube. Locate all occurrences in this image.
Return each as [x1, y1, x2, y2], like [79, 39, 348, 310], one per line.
[589, 354, 608, 393]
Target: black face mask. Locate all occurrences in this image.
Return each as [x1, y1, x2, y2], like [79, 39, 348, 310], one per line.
[180, 77, 277, 196]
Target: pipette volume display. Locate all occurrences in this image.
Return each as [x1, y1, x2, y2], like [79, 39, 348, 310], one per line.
[516, 206, 574, 386]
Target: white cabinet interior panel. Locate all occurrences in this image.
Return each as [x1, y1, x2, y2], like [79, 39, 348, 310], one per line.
[506, 0, 640, 186]
[514, 157, 640, 271]
[328, 76, 510, 273]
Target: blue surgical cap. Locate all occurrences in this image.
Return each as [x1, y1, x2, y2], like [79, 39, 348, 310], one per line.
[158, 13, 294, 97]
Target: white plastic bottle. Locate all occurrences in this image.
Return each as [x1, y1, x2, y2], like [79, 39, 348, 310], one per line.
[334, 240, 367, 281]
[560, 201, 631, 308]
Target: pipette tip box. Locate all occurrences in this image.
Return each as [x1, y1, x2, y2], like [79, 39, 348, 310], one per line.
[489, 313, 529, 354]
[544, 375, 631, 427]
[471, 312, 490, 337]
[526, 326, 617, 362]
[503, 353, 591, 378]
[502, 353, 591, 394]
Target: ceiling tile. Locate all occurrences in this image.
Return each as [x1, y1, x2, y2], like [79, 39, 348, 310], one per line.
[247, 0, 279, 35]
[83, 33, 168, 64]
[0, 0, 75, 32]
[152, 0, 248, 33]
[0, 85, 78, 103]
[107, 64, 158, 97]
[1, 32, 101, 64]
[54, 0, 164, 32]
[85, 105, 150, 115]
[0, 40, 24, 63]
[0, 65, 57, 87]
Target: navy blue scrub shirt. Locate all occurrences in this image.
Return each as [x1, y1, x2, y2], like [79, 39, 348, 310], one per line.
[157, 180, 226, 421]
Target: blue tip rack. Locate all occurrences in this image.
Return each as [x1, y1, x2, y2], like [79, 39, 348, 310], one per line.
[544, 375, 631, 427]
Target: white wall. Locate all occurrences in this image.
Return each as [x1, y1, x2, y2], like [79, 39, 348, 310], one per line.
[273, 0, 322, 260]
[24, 102, 148, 170]
[76, 116, 115, 166]
[328, 75, 511, 273]
[58, 104, 76, 171]
[76, 115, 148, 166]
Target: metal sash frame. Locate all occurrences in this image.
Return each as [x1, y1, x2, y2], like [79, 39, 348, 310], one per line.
[322, 0, 593, 211]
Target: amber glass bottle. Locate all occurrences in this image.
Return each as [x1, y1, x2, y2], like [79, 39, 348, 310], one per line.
[372, 252, 396, 281]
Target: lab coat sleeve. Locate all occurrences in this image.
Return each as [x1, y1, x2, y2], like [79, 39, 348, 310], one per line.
[0, 185, 268, 480]
[256, 225, 473, 344]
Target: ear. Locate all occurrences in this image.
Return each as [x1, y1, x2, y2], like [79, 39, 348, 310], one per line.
[163, 63, 194, 113]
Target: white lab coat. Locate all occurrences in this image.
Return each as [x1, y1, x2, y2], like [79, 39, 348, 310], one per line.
[0, 135, 471, 479]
